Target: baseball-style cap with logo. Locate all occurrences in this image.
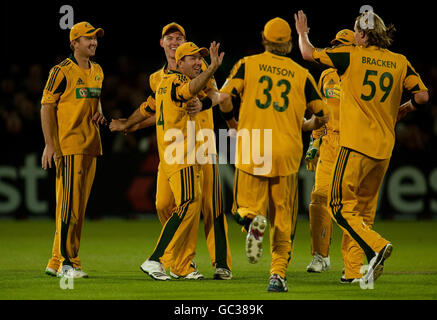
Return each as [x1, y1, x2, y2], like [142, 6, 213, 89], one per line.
[70, 22, 104, 42]
[175, 42, 208, 62]
[263, 17, 292, 43]
[331, 29, 355, 45]
[162, 22, 186, 38]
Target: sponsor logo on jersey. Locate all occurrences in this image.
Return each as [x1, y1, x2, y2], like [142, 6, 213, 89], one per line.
[76, 78, 85, 86]
[75, 87, 101, 99]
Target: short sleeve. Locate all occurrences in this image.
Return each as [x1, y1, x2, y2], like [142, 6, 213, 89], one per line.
[403, 60, 428, 93]
[312, 45, 352, 76]
[41, 66, 66, 105]
[139, 95, 156, 117]
[220, 58, 245, 97]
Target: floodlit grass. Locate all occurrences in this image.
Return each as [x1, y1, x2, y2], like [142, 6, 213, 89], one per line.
[0, 217, 436, 300]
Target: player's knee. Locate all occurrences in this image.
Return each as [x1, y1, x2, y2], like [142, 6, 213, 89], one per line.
[310, 192, 328, 207]
[155, 198, 173, 214]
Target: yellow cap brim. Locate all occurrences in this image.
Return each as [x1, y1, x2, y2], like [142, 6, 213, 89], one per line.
[162, 23, 186, 38]
[331, 38, 351, 45]
[71, 28, 104, 42]
[177, 47, 209, 62]
[85, 28, 104, 38]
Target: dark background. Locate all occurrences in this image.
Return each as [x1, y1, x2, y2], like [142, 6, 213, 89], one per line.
[1, 1, 436, 219]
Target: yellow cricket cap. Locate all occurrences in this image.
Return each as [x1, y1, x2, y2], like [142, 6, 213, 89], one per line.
[162, 22, 186, 38]
[331, 29, 355, 45]
[175, 42, 208, 62]
[263, 17, 291, 43]
[70, 22, 104, 42]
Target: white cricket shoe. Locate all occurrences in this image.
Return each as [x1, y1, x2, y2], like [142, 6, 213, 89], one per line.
[306, 253, 330, 273]
[364, 243, 393, 283]
[140, 260, 170, 281]
[59, 266, 88, 278]
[170, 270, 204, 280]
[214, 268, 232, 280]
[246, 215, 267, 264]
[45, 267, 58, 277]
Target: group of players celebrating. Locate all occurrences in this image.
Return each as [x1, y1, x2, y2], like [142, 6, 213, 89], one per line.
[40, 9, 428, 292]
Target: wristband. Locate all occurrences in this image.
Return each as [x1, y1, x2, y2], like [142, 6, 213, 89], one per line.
[200, 97, 213, 111]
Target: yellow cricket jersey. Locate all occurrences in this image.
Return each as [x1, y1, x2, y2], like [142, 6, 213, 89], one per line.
[139, 60, 217, 134]
[221, 51, 327, 177]
[154, 70, 207, 178]
[41, 56, 104, 156]
[312, 68, 341, 139]
[313, 45, 428, 159]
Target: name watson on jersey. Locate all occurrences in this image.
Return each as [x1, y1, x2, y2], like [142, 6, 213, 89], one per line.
[259, 64, 295, 77]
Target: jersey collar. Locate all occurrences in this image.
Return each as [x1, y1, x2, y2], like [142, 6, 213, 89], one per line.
[68, 54, 91, 69]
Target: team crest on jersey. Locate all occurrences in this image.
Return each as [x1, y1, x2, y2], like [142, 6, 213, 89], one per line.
[78, 88, 88, 98]
[95, 75, 101, 81]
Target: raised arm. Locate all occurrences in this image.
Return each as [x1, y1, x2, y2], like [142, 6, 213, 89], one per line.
[295, 10, 316, 62]
[189, 42, 224, 96]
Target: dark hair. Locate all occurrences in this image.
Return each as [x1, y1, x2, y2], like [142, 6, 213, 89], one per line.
[355, 12, 396, 48]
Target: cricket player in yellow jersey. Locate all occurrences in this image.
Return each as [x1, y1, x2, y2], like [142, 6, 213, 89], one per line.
[41, 22, 105, 278]
[220, 17, 328, 292]
[296, 10, 429, 284]
[305, 30, 356, 278]
[112, 41, 224, 280]
[110, 23, 232, 280]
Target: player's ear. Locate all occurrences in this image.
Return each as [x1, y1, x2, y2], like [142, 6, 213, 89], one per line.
[160, 38, 164, 48]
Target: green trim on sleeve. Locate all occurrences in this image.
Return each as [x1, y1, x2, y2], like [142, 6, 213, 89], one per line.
[325, 52, 350, 76]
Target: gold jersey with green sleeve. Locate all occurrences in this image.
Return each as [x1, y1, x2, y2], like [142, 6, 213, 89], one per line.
[155, 70, 207, 178]
[41, 56, 104, 156]
[139, 60, 217, 135]
[319, 68, 340, 134]
[313, 45, 428, 159]
[221, 51, 327, 177]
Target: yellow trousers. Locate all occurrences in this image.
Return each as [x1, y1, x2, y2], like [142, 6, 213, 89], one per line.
[47, 155, 96, 271]
[328, 147, 390, 278]
[232, 168, 298, 278]
[149, 165, 203, 276]
[155, 160, 232, 273]
[309, 133, 338, 258]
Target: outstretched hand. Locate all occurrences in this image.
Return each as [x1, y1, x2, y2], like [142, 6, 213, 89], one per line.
[109, 119, 128, 132]
[209, 41, 225, 71]
[294, 10, 310, 35]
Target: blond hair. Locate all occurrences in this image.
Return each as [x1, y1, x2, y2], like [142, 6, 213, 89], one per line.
[355, 12, 396, 48]
[262, 37, 292, 56]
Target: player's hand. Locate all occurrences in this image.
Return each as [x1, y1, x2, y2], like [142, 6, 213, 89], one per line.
[294, 10, 310, 35]
[109, 119, 128, 132]
[397, 101, 415, 122]
[209, 41, 225, 72]
[92, 111, 107, 125]
[42, 144, 59, 170]
[226, 118, 238, 130]
[305, 136, 321, 172]
[186, 98, 202, 116]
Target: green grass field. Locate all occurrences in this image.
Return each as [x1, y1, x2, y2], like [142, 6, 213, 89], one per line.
[0, 216, 436, 300]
